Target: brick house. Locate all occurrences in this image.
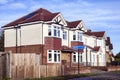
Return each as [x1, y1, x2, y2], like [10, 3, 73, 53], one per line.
[2, 8, 113, 66]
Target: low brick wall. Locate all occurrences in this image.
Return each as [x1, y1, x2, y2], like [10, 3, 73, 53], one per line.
[107, 66, 120, 71]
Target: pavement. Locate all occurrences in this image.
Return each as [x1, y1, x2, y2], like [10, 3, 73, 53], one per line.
[69, 69, 120, 80]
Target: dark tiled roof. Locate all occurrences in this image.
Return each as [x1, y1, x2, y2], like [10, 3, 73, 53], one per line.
[66, 20, 82, 28]
[84, 31, 105, 37]
[3, 8, 59, 27]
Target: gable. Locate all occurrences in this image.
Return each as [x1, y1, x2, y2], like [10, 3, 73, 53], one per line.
[52, 13, 67, 26]
[76, 21, 87, 32]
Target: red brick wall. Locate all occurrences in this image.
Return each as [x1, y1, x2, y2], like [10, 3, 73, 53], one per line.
[45, 37, 62, 50]
[5, 44, 44, 53]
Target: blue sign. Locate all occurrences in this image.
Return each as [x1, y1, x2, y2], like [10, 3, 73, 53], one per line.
[73, 46, 85, 50]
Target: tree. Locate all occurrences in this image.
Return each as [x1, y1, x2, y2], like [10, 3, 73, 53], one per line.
[115, 52, 120, 62]
[0, 30, 4, 51]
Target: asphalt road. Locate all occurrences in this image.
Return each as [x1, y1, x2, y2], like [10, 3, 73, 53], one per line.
[69, 71, 120, 80]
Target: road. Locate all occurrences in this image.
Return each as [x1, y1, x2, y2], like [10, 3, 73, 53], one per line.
[69, 71, 120, 80]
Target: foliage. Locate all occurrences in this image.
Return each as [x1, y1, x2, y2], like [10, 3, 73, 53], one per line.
[115, 52, 120, 62]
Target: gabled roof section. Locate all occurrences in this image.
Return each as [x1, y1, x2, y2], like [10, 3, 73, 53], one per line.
[66, 20, 82, 28]
[3, 8, 60, 27]
[84, 31, 105, 37]
[52, 13, 67, 26]
[106, 37, 113, 50]
[106, 37, 111, 46]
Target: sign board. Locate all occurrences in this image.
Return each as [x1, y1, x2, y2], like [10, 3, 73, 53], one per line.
[73, 46, 85, 50]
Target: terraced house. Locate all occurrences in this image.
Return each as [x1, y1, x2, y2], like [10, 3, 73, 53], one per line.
[2, 8, 113, 66]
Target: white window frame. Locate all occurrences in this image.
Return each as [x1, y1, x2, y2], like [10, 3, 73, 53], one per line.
[48, 25, 61, 38]
[72, 52, 82, 63]
[63, 31, 67, 40]
[73, 31, 82, 41]
[47, 50, 61, 63]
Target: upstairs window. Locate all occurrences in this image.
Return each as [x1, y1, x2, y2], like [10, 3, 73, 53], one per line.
[48, 26, 51, 36]
[78, 32, 82, 41]
[63, 31, 67, 40]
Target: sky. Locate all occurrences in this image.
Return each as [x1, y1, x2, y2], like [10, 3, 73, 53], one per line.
[0, 0, 120, 55]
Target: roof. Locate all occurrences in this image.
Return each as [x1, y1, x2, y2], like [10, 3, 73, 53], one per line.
[106, 37, 113, 50]
[3, 8, 60, 27]
[84, 31, 105, 37]
[61, 46, 74, 53]
[106, 37, 110, 45]
[66, 20, 82, 28]
[86, 45, 100, 52]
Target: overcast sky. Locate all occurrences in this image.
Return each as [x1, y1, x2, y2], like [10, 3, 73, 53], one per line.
[0, 0, 120, 55]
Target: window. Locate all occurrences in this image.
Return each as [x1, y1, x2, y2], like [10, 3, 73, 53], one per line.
[78, 32, 82, 41]
[72, 52, 82, 63]
[63, 31, 67, 40]
[47, 50, 61, 63]
[73, 31, 76, 40]
[48, 26, 51, 36]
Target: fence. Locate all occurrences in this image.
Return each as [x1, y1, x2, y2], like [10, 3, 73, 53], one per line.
[0, 52, 91, 80]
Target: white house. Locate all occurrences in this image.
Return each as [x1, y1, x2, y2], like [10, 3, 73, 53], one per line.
[2, 8, 113, 66]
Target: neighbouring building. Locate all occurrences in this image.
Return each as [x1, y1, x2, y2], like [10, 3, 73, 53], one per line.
[2, 8, 113, 66]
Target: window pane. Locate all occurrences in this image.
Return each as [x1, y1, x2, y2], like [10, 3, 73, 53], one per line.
[54, 29, 57, 36]
[49, 53, 52, 61]
[58, 54, 60, 62]
[73, 35, 76, 40]
[58, 30, 60, 37]
[73, 55, 76, 62]
[48, 26, 51, 36]
[54, 54, 57, 62]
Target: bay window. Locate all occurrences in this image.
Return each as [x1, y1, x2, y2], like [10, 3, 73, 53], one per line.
[48, 25, 61, 38]
[47, 50, 61, 63]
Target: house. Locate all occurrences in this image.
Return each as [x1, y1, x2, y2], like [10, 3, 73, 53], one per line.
[2, 8, 113, 66]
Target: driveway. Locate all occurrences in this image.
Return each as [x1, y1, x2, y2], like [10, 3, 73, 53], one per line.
[69, 71, 120, 80]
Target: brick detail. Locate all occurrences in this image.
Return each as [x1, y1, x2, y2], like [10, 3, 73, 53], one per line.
[45, 37, 62, 50]
[5, 44, 44, 53]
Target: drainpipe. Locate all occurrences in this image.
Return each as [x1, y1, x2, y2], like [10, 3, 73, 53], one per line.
[41, 22, 44, 65]
[86, 47, 88, 66]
